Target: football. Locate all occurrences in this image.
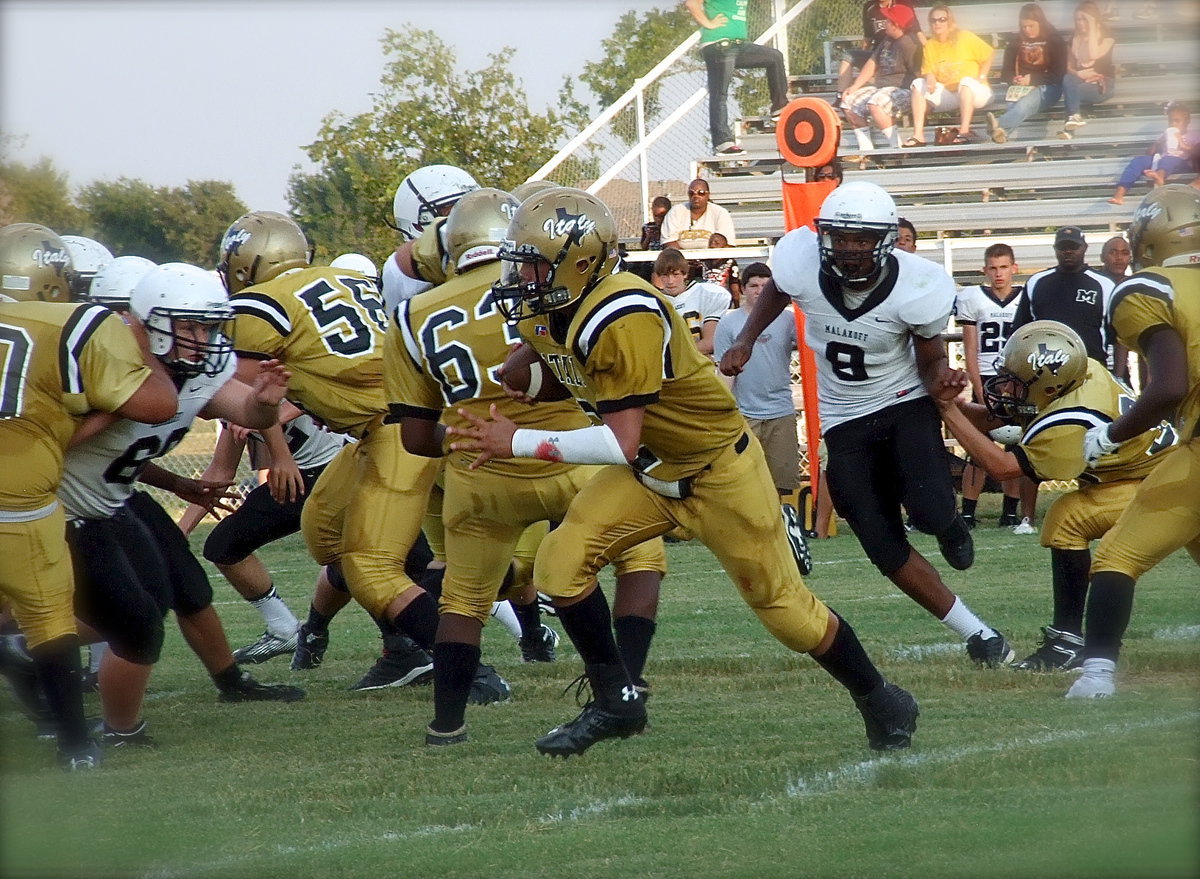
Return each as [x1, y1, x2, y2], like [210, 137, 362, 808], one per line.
[499, 343, 571, 402]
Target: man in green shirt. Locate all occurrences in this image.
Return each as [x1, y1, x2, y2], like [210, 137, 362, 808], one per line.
[686, 0, 789, 155]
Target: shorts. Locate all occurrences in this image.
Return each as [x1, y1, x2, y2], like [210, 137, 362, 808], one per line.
[842, 85, 912, 120]
[912, 76, 993, 110]
[745, 414, 800, 492]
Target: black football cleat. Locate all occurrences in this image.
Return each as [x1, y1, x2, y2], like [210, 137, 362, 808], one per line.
[535, 701, 647, 758]
[966, 631, 1016, 667]
[290, 624, 330, 671]
[425, 725, 468, 747]
[519, 624, 559, 663]
[349, 635, 432, 691]
[467, 664, 512, 705]
[1013, 626, 1083, 671]
[781, 503, 814, 575]
[854, 681, 918, 751]
[218, 669, 306, 703]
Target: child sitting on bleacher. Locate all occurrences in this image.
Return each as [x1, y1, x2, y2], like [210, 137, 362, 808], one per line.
[1109, 102, 1197, 204]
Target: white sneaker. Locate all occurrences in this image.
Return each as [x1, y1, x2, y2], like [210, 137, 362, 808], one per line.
[1064, 114, 1086, 131]
[1065, 658, 1116, 699]
[1012, 517, 1036, 535]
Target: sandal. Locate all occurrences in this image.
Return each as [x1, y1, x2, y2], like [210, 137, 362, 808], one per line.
[901, 137, 926, 148]
[952, 131, 982, 144]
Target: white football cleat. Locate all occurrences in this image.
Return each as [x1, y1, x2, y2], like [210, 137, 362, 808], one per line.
[1065, 658, 1116, 699]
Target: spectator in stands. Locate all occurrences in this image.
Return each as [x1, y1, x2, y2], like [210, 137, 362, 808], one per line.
[812, 159, 844, 184]
[1011, 225, 1115, 369]
[905, 4, 995, 146]
[1108, 103, 1198, 204]
[837, 1, 922, 97]
[714, 262, 799, 499]
[1097, 236, 1133, 381]
[661, 178, 737, 250]
[896, 217, 918, 252]
[987, 4, 1067, 144]
[1057, 0, 1115, 139]
[702, 232, 741, 303]
[686, 0, 789, 156]
[651, 248, 732, 355]
[840, 3, 924, 151]
[640, 196, 672, 251]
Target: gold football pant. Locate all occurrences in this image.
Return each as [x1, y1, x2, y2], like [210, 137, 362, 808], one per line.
[440, 463, 666, 623]
[535, 434, 830, 653]
[301, 425, 439, 618]
[1039, 480, 1142, 551]
[1092, 439, 1200, 578]
[0, 505, 75, 648]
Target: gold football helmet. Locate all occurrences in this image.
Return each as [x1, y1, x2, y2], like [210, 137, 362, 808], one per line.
[217, 211, 311, 294]
[984, 320, 1089, 421]
[444, 188, 520, 270]
[492, 187, 619, 322]
[1128, 184, 1200, 270]
[510, 179, 559, 203]
[0, 223, 75, 303]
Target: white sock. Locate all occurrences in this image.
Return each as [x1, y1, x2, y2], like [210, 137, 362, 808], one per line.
[490, 600, 522, 639]
[940, 596, 997, 641]
[853, 126, 874, 151]
[88, 642, 106, 673]
[1080, 657, 1115, 676]
[881, 125, 899, 148]
[250, 586, 299, 637]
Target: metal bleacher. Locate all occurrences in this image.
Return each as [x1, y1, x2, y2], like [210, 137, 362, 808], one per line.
[693, 0, 1199, 281]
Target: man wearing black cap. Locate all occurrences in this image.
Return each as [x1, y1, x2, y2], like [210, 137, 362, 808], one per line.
[1011, 226, 1116, 367]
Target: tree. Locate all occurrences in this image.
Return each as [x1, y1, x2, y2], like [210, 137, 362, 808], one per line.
[77, 178, 245, 266]
[288, 26, 590, 263]
[0, 148, 86, 232]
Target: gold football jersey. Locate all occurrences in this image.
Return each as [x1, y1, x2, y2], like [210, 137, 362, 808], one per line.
[519, 272, 745, 482]
[1109, 267, 1200, 440]
[411, 218, 458, 286]
[230, 267, 390, 438]
[386, 261, 591, 477]
[0, 302, 151, 511]
[1015, 362, 1176, 484]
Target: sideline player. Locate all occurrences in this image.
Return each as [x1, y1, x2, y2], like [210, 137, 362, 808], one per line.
[955, 242, 1037, 532]
[650, 248, 731, 355]
[1069, 185, 1200, 698]
[721, 181, 1014, 666]
[388, 188, 665, 745]
[936, 321, 1177, 671]
[0, 222, 178, 768]
[450, 187, 918, 757]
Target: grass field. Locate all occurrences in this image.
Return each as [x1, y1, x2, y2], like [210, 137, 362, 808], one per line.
[2, 495, 1198, 879]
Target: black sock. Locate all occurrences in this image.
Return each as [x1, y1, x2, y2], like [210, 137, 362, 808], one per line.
[1051, 548, 1091, 635]
[246, 583, 274, 604]
[961, 498, 978, 517]
[1084, 571, 1136, 662]
[30, 635, 88, 750]
[1001, 495, 1019, 518]
[614, 615, 656, 687]
[305, 605, 333, 633]
[511, 599, 542, 639]
[211, 663, 242, 691]
[431, 641, 481, 733]
[812, 614, 884, 698]
[556, 588, 622, 667]
[393, 592, 439, 651]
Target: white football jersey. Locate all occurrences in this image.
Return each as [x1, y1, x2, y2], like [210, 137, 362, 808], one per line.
[247, 411, 352, 471]
[954, 284, 1025, 376]
[771, 227, 954, 432]
[665, 281, 731, 347]
[58, 359, 236, 519]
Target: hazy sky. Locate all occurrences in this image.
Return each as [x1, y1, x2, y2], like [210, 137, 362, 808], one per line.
[1, 0, 664, 213]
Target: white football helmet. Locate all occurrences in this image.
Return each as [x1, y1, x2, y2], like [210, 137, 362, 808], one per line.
[815, 181, 899, 283]
[330, 252, 379, 282]
[87, 255, 157, 308]
[60, 235, 115, 300]
[130, 262, 235, 378]
[392, 165, 480, 241]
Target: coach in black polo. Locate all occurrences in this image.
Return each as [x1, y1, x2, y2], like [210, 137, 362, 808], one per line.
[1011, 226, 1115, 367]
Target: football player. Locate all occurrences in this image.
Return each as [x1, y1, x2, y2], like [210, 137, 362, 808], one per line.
[387, 189, 665, 745]
[60, 235, 114, 302]
[61, 262, 306, 747]
[721, 181, 1016, 666]
[220, 211, 506, 698]
[650, 247, 731, 355]
[381, 165, 480, 312]
[955, 242, 1038, 532]
[0, 222, 178, 768]
[936, 320, 1177, 671]
[1070, 185, 1200, 698]
[449, 188, 916, 757]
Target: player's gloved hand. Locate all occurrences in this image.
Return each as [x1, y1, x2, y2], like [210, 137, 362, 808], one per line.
[1083, 423, 1119, 466]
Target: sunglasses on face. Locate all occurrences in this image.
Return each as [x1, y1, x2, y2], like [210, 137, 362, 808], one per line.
[689, 189, 709, 196]
[931, 15, 949, 22]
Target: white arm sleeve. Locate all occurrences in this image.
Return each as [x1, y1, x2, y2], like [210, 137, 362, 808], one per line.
[382, 255, 433, 314]
[510, 424, 628, 465]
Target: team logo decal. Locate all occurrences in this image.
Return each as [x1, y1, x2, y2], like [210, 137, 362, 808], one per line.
[222, 227, 252, 256]
[1028, 343, 1069, 374]
[543, 208, 596, 244]
[33, 239, 70, 277]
